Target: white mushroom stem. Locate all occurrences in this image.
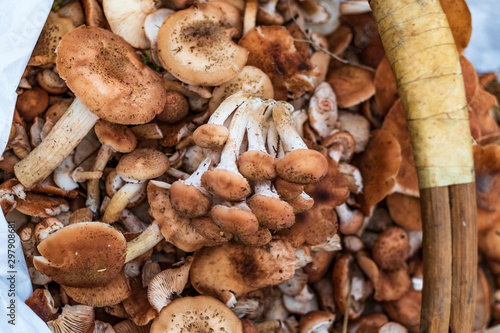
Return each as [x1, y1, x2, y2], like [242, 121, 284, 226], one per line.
[14, 98, 99, 189]
[246, 101, 272, 152]
[266, 121, 280, 157]
[125, 220, 164, 263]
[72, 168, 102, 181]
[214, 99, 255, 175]
[166, 167, 190, 180]
[207, 91, 249, 125]
[335, 203, 364, 235]
[102, 182, 147, 223]
[272, 102, 308, 153]
[176, 151, 218, 194]
[254, 180, 280, 200]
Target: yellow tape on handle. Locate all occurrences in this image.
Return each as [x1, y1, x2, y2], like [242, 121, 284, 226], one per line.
[369, 0, 474, 188]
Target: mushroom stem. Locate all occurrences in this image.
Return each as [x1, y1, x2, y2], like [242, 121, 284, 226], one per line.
[125, 221, 164, 263]
[14, 98, 99, 189]
[193, 92, 249, 148]
[72, 168, 102, 181]
[169, 150, 219, 217]
[102, 182, 147, 223]
[201, 99, 260, 201]
[272, 102, 308, 152]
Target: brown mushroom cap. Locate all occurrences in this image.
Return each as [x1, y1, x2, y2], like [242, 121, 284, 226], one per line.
[190, 240, 296, 301]
[386, 193, 422, 231]
[299, 311, 335, 333]
[276, 149, 328, 184]
[382, 290, 422, 333]
[16, 87, 49, 122]
[157, 3, 248, 86]
[15, 193, 70, 218]
[62, 271, 131, 307]
[191, 216, 233, 243]
[355, 129, 402, 216]
[116, 148, 169, 182]
[247, 195, 295, 230]
[169, 181, 212, 218]
[25, 288, 58, 322]
[235, 227, 272, 247]
[201, 168, 252, 201]
[94, 120, 137, 153]
[372, 227, 410, 271]
[148, 181, 217, 252]
[211, 203, 260, 235]
[56, 26, 166, 125]
[238, 150, 277, 181]
[327, 64, 375, 108]
[33, 222, 127, 287]
[150, 296, 243, 333]
[238, 25, 316, 100]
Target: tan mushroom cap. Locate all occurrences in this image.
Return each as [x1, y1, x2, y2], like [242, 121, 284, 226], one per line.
[386, 193, 422, 231]
[150, 296, 242, 333]
[374, 57, 398, 115]
[148, 181, 217, 252]
[191, 216, 233, 243]
[235, 227, 272, 246]
[372, 227, 410, 271]
[275, 204, 338, 248]
[208, 66, 274, 113]
[382, 290, 422, 333]
[355, 129, 402, 216]
[274, 177, 305, 201]
[16, 87, 49, 122]
[156, 91, 189, 124]
[247, 195, 295, 230]
[276, 149, 328, 184]
[190, 240, 296, 301]
[238, 150, 277, 181]
[157, 3, 248, 86]
[56, 26, 166, 125]
[61, 271, 130, 307]
[239, 25, 316, 100]
[327, 64, 375, 108]
[33, 222, 127, 288]
[211, 204, 260, 235]
[169, 181, 212, 218]
[94, 120, 137, 153]
[192, 124, 230, 149]
[322, 131, 356, 162]
[201, 168, 252, 201]
[116, 148, 169, 182]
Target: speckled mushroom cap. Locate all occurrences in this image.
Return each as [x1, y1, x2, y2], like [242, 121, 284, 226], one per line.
[94, 120, 137, 153]
[33, 222, 127, 288]
[150, 296, 242, 333]
[156, 3, 248, 86]
[56, 26, 166, 125]
[116, 148, 169, 182]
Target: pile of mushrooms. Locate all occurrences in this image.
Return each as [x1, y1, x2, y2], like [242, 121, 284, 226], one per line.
[2, 0, 500, 332]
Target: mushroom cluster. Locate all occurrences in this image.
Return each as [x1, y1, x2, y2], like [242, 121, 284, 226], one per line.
[3, 0, 500, 332]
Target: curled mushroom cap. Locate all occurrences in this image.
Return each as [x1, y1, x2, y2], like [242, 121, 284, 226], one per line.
[116, 148, 169, 182]
[62, 271, 131, 307]
[150, 296, 242, 333]
[299, 311, 335, 333]
[157, 3, 248, 86]
[33, 222, 127, 287]
[190, 240, 296, 302]
[327, 64, 375, 108]
[56, 26, 166, 124]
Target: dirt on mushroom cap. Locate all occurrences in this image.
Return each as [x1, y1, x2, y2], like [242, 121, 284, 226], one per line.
[56, 26, 166, 125]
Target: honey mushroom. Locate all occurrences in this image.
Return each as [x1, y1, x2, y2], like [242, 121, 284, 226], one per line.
[14, 26, 166, 189]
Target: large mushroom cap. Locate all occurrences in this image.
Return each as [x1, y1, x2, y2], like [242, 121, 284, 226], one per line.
[157, 3, 248, 86]
[56, 26, 166, 125]
[33, 222, 127, 287]
[150, 296, 242, 333]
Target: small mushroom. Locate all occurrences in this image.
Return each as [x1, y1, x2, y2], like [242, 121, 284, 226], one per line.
[211, 201, 260, 235]
[102, 149, 169, 223]
[150, 296, 243, 333]
[157, 3, 248, 86]
[37, 69, 68, 94]
[147, 258, 192, 312]
[382, 290, 421, 333]
[25, 288, 59, 322]
[307, 82, 338, 139]
[372, 227, 410, 271]
[16, 87, 49, 122]
[327, 64, 375, 108]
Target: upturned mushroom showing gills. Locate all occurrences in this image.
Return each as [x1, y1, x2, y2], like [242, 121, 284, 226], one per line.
[14, 26, 166, 189]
